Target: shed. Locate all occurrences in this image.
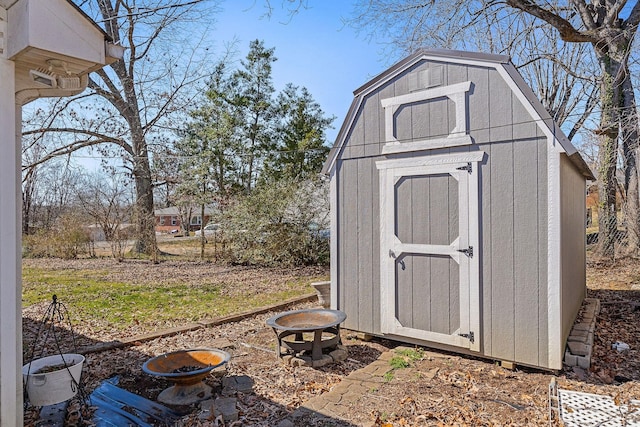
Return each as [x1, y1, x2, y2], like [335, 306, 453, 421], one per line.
[322, 49, 594, 370]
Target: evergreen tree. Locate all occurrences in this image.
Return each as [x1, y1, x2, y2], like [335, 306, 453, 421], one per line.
[233, 40, 278, 191]
[264, 84, 334, 181]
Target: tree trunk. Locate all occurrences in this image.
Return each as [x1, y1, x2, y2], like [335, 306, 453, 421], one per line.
[200, 201, 206, 260]
[594, 51, 622, 258]
[620, 72, 640, 255]
[131, 142, 158, 259]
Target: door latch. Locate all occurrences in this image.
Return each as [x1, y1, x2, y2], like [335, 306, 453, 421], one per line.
[389, 250, 405, 270]
[458, 331, 475, 343]
[457, 246, 473, 258]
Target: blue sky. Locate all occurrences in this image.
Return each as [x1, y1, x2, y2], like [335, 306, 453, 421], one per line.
[212, 1, 390, 143]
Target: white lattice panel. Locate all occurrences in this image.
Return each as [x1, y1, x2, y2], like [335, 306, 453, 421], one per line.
[558, 389, 640, 426]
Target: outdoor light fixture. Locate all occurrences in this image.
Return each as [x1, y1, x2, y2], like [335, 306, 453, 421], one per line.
[56, 75, 81, 89]
[29, 60, 81, 90]
[29, 69, 57, 88]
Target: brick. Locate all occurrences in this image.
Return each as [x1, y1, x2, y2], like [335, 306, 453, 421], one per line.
[304, 397, 328, 412]
[377, 351, 395, 362]
[329, 382, 352, 395]
[567, 341, 590, 356]
[198, 399, 215, 420]
[214, 397, 238, 422]
[222, 375, 253, 395]
[564, 352, 577, 366]
[572, 323, 591, 331]
[568, 329, 589, 340]
[577, 354, 591, 370]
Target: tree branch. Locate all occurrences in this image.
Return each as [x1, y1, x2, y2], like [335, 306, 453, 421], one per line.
[507, 0, 596, 42]
[22, 128, 133, 159]
[571, 0, 597, 30]
[626, 1, 640, 27]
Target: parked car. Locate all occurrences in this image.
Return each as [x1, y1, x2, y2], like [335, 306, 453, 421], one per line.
[308, 222, 330, 240]
[194, 223, 221, 237]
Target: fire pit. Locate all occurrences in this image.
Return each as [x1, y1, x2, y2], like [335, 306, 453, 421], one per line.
[142, 348, 230, 405]
[266, 309, 347, 363]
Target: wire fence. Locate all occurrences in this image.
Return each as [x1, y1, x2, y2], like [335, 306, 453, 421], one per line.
[586, 203, 638, 257]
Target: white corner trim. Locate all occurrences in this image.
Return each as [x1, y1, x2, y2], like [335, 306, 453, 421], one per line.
[381, 81, 473, 154]
[329, 167, 338, 310]
[547, 143, 563, 369]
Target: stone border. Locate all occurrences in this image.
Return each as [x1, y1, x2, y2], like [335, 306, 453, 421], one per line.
[78, 293, 318, 355]
[564, 298, 600, 369]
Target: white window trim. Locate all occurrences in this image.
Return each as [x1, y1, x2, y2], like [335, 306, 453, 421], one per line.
[380, 81, 473, 154]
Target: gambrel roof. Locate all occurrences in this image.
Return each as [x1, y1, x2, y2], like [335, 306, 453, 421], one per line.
[322, 49, 594, 180]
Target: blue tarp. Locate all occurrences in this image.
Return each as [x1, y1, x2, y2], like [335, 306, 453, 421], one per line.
[90, 377, 181, 426]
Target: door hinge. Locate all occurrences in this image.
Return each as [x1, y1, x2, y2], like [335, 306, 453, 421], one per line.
[456, 162, 472, 173]
[457, 246, 473, 258]
[459, 331, 475, 343]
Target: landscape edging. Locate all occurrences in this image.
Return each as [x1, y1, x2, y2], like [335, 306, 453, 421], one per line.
[78, 293, 318, 354]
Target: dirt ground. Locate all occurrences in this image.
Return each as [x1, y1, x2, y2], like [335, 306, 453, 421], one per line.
[22, 257, 640, 426]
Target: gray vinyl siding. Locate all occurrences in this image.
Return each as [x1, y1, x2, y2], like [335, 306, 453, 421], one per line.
[481, 136, 548, 366]
[332, 55, 582, 369]
[560, 154, 587, 344]
[337, 157, 380, 332]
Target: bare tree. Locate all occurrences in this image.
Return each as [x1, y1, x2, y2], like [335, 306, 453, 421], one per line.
[22, 0, 219, 256]
[351, 0, 640, 257]
[21, 142, 82, 234]
[75, 172, 133, 260]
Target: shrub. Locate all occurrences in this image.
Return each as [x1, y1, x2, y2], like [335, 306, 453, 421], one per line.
[218, 178, 329, 266]
[22, 213, 93, 259]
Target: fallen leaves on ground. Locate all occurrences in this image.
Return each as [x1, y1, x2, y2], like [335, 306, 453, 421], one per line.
[21, 257, 640, 426]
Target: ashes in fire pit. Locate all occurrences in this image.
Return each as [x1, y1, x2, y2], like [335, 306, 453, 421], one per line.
[142, 348, 230, 405]
[266, 309, 348, 368]
[171, 365, 207, 374]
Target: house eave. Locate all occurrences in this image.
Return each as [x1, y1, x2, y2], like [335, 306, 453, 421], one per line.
[6, 0, 124, 106]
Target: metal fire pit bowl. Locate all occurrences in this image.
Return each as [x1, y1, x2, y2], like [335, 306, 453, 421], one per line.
[142, 348, 230, 405]
[266, 309, 347, 361]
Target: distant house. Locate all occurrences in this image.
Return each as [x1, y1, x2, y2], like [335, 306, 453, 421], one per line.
[154, 206, 216, 233]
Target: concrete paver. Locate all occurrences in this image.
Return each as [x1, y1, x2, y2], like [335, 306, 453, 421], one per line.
[282, 346, 419, 425]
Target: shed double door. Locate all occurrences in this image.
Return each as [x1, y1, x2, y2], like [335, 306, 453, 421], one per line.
[377, 154, 481, 351]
